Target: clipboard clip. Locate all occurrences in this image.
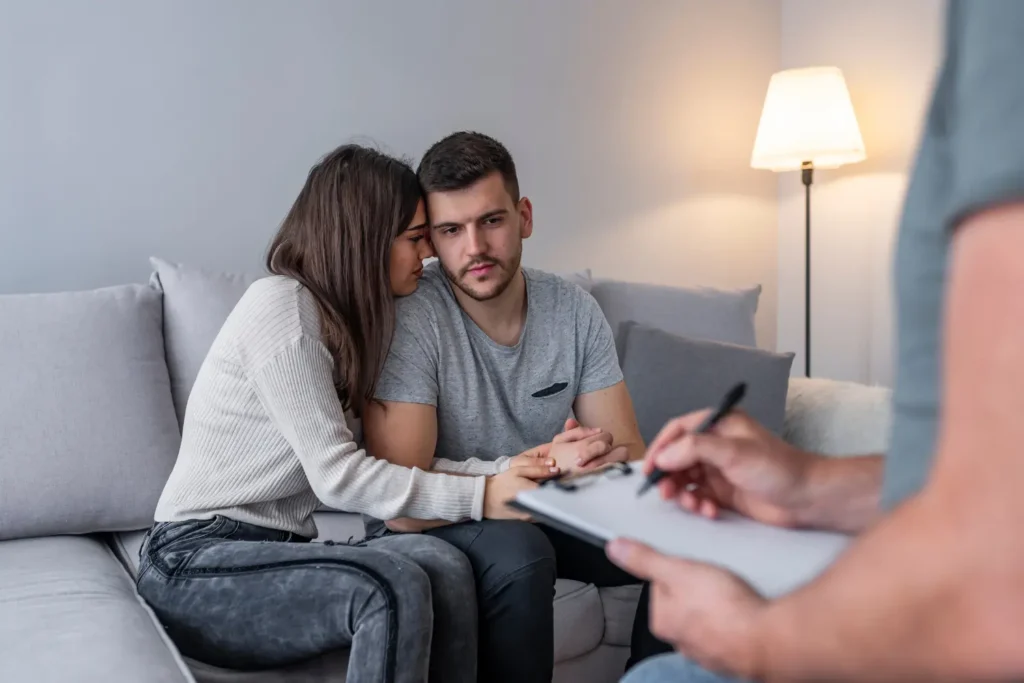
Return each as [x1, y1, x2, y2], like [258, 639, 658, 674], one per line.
[541, 461, 632, 491]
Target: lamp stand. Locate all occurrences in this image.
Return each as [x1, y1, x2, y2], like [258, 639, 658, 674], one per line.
[801, 161, 813, 377]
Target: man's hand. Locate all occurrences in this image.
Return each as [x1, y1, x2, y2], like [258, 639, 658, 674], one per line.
[483, 463, 559, 520]
[646, 410, 819, 528]
[548, 417, 629, 471]
[606, 538, 767, 680]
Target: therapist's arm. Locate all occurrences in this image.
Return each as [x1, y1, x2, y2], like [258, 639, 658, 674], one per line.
[755, 202, 1024, 681]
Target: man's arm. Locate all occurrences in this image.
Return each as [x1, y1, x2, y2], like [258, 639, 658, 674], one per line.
[572, 287, 645, 463]
[573, 381, 645, 462]
[363, 400, 436, 471]
[755, 203, 1024, 681]
[362, 400, 450, 532]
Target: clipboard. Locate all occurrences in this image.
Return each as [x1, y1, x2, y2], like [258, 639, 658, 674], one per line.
[510, 462, 853, 597]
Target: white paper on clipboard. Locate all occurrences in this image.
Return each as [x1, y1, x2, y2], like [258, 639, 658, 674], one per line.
[512, 462, 852, 597]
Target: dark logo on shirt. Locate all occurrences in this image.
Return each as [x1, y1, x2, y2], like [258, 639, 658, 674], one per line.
[532, 382, 568, 398]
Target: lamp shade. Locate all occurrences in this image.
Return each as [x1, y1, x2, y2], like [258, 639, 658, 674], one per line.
[750, 66, 866, 171]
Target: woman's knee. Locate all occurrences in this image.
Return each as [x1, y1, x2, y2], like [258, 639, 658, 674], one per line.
[379, 533, 474, 582]
[351, 547, 434, 622]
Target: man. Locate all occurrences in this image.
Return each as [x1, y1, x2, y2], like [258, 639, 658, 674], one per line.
[363, 131, 669, 682]
[611, 2, 1024, 681]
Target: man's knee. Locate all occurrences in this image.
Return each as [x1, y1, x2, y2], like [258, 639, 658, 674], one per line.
[478, 520, 556, 586]
[621, 654, 745, 683]
[435, 520, 556, 597]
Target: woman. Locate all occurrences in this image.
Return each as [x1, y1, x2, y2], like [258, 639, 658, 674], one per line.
[136, 145, 555, 683]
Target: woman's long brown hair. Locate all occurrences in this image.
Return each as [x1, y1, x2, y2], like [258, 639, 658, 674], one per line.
[266, 144, 421, 415]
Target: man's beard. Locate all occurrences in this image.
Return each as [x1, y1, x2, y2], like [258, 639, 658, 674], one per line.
[442, 248, 522, 302]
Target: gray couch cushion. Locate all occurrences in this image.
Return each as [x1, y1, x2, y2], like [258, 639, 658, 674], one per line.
[553, 580, 606, 662]
[0, 284, 181, 540]
[591, 279, 760, 351]
[598, 584, 643, 647]
[783, 377, 892, 456]
[0, 535, 193, 682]
[149, 257, 257, 426]
[620, 321, 794, 443]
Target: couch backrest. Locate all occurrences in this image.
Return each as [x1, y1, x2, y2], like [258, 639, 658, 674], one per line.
[0, 256, 775, 540]
[591, 279, 760, 349]
[152, 260, 765, 423]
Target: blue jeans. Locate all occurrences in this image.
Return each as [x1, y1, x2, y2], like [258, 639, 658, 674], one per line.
[136, 516, 476, 683]
[621, 653, 748, 683]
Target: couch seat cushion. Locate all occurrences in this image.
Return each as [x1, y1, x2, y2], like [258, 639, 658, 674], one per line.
[553, 579, 606, 662]
[598, 585, 643, 646]
[0, 535, 193, 683]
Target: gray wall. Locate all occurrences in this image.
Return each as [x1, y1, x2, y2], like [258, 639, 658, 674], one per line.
[1, 0, 780, 347]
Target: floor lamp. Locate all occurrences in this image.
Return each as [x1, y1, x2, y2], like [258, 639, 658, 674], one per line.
[750, 66, 866, 377]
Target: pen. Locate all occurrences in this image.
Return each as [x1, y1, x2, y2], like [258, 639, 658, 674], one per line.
[636, 382, 747, 497]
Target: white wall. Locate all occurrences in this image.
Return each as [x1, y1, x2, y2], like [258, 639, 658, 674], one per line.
[777, 0, 944, 385]
[0, 0, 781, 347]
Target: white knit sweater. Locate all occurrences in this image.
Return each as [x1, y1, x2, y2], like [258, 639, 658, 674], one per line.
[154, 276, 494, 538]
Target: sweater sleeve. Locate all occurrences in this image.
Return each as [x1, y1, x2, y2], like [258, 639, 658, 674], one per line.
[250, 335, 485, 521]
[431, 456, 510, 476]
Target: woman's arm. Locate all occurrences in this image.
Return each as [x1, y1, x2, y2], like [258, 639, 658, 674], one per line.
[251, 335, 484, 523]
[431, 456, 510, 476]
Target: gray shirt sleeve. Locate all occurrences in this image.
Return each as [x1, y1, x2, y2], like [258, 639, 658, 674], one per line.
[374, 301, 439, 406]
[947, 0, 1024, 228]
[883, 0, 1024, 509]
[576, 290, 624, 394]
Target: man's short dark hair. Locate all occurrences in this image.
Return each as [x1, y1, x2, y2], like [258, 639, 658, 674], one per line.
[417, 131, 520, 202]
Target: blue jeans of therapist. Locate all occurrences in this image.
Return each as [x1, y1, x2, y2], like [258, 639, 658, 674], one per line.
[621, 653, 750, 683]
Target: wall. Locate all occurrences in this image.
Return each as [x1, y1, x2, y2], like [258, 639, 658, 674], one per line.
[0, 0, 781, 347]
[777, 0, 944, 385]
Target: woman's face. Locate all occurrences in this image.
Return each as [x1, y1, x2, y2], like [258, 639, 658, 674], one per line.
[390, 199, 434, 296]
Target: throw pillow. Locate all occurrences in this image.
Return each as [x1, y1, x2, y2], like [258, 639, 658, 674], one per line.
[591, 279, 760, 350]
[149, 257, 258, 426]
[619, 321, 794, 444]
[0, 284, 181, 539]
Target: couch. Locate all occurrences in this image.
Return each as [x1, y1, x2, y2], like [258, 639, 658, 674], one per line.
[0, 257, 892, 683]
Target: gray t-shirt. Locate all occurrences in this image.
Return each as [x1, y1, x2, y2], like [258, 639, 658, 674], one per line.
[884, 0, 1024, 508]
[374, 261, 624, 463]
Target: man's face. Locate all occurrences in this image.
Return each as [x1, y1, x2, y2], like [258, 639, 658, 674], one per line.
[427, 171, 533, 302]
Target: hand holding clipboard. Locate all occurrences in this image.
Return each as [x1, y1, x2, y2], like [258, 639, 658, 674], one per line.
[511, 382, 852, 597]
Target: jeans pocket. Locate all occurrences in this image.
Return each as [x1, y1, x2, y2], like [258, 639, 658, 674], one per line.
[148, 517, 230, 575]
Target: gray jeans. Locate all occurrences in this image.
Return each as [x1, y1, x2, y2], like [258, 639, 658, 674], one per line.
[136, 516, 476, 683]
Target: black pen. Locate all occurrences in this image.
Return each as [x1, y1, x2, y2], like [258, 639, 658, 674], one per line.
[636, 382, 747, 497]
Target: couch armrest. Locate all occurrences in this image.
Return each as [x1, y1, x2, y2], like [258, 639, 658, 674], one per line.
[783, 378, 892, 457]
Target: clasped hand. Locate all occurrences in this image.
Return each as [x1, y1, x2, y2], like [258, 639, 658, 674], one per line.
[485, 419, 630, 520]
